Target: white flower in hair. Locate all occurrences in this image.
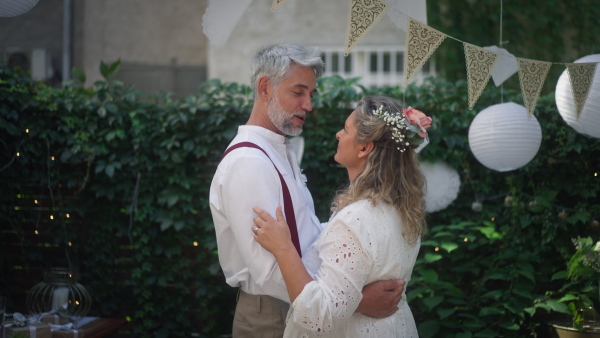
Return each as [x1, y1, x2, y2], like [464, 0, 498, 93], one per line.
[372, 105, 433, 152]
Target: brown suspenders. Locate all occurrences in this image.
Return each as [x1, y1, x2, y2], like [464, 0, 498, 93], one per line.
[221, 142, 302, 257]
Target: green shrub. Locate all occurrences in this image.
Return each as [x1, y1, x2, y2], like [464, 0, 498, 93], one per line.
[1, 62, 599, 337]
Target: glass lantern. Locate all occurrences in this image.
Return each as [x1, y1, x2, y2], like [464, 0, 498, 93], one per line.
[26, 268, 92, 326]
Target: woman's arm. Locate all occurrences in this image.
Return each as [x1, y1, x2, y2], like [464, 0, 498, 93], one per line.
[252, 206, 313, 302]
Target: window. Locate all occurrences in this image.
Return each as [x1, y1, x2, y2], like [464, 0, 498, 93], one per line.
[322, 52, 353, 74]
[383, 52, 391, 73]
[344, 53, 352, 73]
[319, 46, 434, 87]
[369, 52, 378, 73]
[396, 53, 403, 73]
[331, 52, 339, 72]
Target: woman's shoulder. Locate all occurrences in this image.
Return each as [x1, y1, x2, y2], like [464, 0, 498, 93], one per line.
[330, 199, 396, 230]
[339, 199, 395, 216]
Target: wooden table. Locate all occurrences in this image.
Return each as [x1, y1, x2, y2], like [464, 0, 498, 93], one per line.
[52, 318, 127, 338]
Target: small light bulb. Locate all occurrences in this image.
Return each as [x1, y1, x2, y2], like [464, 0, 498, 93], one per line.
[16, 152, 20, 156]
[34, 230, 39, 235]
[34, 200, 38, 204]
[50, 215, 54, 220]
[68, 242, 72, 246]
[464, 238, 469, 242]
[66, 214, 70, 218]
[25, 129, 29, 133]
[51, 156, 55, 161]
[193, 242, 198, 246]
[491, 217, 495, 221]
[434, 247, 439, 251]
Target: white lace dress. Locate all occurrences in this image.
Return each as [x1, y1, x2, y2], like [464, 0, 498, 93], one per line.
[283, 199, 421, 338]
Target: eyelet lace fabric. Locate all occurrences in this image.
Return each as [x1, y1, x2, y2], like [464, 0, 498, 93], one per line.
[284, 200, 420, 337]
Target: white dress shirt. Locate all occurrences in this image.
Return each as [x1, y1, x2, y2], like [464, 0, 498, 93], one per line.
[209, 125, 323, 302]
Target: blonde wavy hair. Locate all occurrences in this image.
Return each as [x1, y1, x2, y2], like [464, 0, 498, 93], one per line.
[331, 96, 427, 244]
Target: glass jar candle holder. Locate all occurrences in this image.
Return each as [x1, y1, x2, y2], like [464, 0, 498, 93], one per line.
[26, 268, 92, 326]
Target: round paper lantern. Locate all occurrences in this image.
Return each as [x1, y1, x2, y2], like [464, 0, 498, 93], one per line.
[0, 0, 39, 17]
[555, 54, 600, 138]
[468, 102, 542, 172]
[420, 161, 460, 213]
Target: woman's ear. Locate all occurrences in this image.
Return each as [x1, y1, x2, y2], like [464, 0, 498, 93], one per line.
[358, 141, 374, 159]
[257, 76, 272, 101]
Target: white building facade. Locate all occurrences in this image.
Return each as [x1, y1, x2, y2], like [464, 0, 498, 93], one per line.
[207, 0, 433, 88]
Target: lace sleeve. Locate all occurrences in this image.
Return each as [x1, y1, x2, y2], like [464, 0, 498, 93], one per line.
[287, 208, 373, 336]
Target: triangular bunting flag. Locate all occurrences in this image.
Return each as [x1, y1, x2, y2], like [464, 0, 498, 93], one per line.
[344, 0, 388, 55]
[517, 58, 552, 117]
[404, 17, 446, 86]
[463, 43, 499, 110]
[484, 46, 518, 87]
[566, 62, 598, 118]
[271, 0, 288, 11]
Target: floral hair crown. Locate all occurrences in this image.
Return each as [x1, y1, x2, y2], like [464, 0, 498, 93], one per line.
[372, 105, 432, 152]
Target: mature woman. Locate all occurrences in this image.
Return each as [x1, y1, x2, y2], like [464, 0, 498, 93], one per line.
[252, 96, 430, 337]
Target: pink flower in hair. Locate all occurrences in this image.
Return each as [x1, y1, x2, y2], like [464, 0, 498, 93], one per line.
[403, 107, 432, 138]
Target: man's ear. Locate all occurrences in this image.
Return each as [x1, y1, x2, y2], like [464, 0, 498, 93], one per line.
[257, 76, 272, 101]
[358, 142, 374, 159]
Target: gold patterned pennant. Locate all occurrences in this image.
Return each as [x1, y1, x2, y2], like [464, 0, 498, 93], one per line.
[345, 0, 388, 56]
[404, 17, 446, 86]
[463, 43, 499, 110]
[271, 0, 288, 11]
[517, 58, 552, 117]
[566, 62, 598, 118]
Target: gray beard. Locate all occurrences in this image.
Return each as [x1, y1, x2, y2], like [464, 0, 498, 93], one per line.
[268, 95, 303, 136]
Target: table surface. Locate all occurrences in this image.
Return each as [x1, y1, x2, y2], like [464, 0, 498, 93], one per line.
[67, 318, 127, 338]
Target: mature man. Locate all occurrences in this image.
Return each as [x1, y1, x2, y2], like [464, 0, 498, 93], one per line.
[209, 43, 404, 338]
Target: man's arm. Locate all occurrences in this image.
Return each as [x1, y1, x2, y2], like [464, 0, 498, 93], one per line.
[356, 279, 405, 318]
[219, 155, 290, 301]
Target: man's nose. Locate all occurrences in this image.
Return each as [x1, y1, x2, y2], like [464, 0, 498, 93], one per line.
[301, 96, 313, 112]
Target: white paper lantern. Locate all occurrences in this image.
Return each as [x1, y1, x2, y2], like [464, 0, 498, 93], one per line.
[468, 102, 542, 172]
[0, 0, 39, 17]
[420, 161, 461, 213]
[555, 54, 600, 138]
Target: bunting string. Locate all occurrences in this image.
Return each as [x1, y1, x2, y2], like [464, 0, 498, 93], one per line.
[202, 0, 600, 115]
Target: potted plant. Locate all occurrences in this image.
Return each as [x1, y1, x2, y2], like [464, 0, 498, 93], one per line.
[533, 237, 600, 337]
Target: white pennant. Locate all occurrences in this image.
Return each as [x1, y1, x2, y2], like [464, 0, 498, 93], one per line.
[517, 58, 551, 117]
[345, 0, 388, 55]
[404, 17, 446, 86]
[566, 62, 598, 118]
[385, 0, 427, 32]
[202, 0, 253, 46]
[463, 43, 499, 110]
[484, 46, 518, 87]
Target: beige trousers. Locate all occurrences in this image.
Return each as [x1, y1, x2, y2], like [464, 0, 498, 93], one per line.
[232, 290, 290, 338]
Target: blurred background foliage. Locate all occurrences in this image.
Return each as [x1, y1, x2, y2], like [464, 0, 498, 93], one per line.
[1, 61, 599, 337]
[427, 0, 600, 94]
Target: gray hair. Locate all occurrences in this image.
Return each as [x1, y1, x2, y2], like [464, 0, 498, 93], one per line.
[249, 43, 324, 99]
